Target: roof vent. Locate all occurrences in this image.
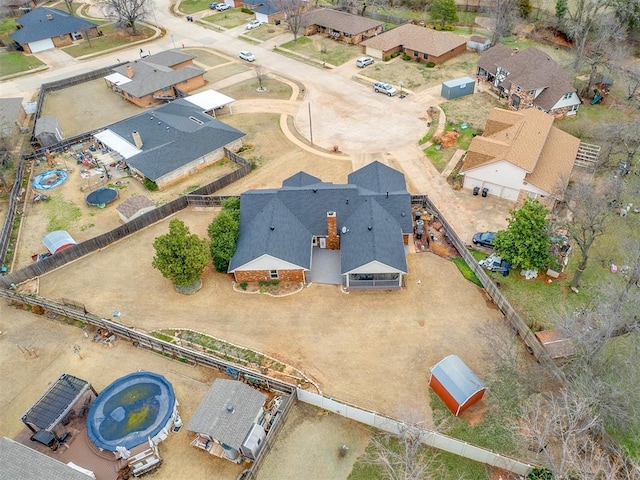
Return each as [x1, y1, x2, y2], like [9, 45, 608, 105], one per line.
[46, 13, 53, 20]
[270, 226, 275, 231]
[226, 405, 235, 413]
[368, 226, 372, 231]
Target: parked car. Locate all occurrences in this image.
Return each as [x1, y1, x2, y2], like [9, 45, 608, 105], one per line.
[239, 50, 256, 62]
[246, 20, 262, 30]
[356, 56, 374, 68]
[215, 2, 230, 10]
[472, 231, 496, 248]
[373, 81, 397, 96]
[209, 2, 221, 8]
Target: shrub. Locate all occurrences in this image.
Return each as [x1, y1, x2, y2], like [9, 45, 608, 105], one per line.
[241, 7, 253, 14]
[384, 55, 391, 61]
[240, 282, 248, 290]
[402, 54, 411, 61]
[143, 178, 158, 191]
[426, 61, 436, 68]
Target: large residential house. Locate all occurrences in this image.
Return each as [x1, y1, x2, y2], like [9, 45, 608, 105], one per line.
[228, 161, 413, 290]
[477, 45, 581, 118]
[300, 9, 384, 44]
[360, 24, 467, 64]
[104, 50, 205, 108]
[93, 98, 245, 189]
[460, 108, 581, 207]
[9, 7, 98, 53]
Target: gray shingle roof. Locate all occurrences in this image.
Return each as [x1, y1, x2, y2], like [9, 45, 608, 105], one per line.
[229, 161, 412, 274]
[243, 0, 281, 15]
[0, 98, 22, 136]
[0, 437, 95, 480]
[10, 7, 96, 44]
[112, 50, 204, 98]
[115, 195, 155, 220]
[477, 45, 578, 111]
[103, 99, 245, 181]
[34, 115, 59, 136]
[301, 8, 383, 35]
[186, 380, 266, 450]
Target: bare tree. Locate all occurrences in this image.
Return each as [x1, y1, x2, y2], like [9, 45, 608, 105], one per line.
[561, 0, 612, 70]
[64, 0, 74, 14]
[253, 64, 267, 91]
[618, 63, 640, 105]
[101, 0, 149, 35]
[274, 0, 306, 41]
[368, 422, 443, 480]
[490, 0, 519, 45]
[600, 120, 640, 171]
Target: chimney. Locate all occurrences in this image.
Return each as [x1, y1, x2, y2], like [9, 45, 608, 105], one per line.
[132, 131, 143, 148]
[326, 211, 340, 250]
[46, 13, 53, 20]
[126, 65, 134, 78]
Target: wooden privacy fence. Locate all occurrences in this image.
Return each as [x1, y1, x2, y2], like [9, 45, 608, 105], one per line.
[297, 389, 535, 476]
[0, 160, 25, 269]
[0, 288, 297, 480]
[411, 195, 565, 381]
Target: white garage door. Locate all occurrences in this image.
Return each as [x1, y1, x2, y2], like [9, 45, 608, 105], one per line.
[255, 12, 268, 23]
[28, 38, 55, 53]
[365, 47, 383, 59]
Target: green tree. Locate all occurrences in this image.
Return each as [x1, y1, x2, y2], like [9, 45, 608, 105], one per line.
[208, 197, 240, 273]
[429, 0, 458, 28]
[152, 219, 209, 287]
[518, 0, 532, 18]
[493, 198, 552, 271]
[555, 0, 567, 20]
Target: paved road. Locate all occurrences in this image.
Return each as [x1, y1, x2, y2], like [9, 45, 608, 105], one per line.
[0, 0, 511, 240]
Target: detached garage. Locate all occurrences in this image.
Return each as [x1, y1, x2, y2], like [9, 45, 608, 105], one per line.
[441, 77, 475, 100]
[429, 355, 486, 416]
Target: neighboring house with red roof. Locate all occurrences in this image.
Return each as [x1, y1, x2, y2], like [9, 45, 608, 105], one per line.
[300, 8, 384, 44]
[104, 50, 205, 108]
[360, 24, 467, 64]
[9, 7, 98, 53]
[477, 44, 581, 118]
[460, 108, 581, 207]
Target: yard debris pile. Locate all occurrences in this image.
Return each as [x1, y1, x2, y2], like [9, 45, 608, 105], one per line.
[433, 131, 460, 148]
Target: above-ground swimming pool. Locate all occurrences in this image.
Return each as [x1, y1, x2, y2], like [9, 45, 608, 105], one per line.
[86, 372, 177, 451]
[86, 187, 118, 207]
[32, 170, 68, 190]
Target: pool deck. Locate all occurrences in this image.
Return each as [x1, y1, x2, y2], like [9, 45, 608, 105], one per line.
[15, 416, 122, 479]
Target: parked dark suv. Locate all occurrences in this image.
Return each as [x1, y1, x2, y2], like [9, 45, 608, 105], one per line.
[472, 231, 496, 248]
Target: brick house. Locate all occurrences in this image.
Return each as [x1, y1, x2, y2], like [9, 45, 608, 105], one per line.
[360, 24, 467, 64]
[460, 108, 581, 207]
[104, 50, 205, 108]
[93, 98, 245, 189]
[9, 7, 98, 53]
[300, 8, 384, 44]
[228, 161, 413, 290]
[241, 0, 291, 24]
[477, 44, 581, 118]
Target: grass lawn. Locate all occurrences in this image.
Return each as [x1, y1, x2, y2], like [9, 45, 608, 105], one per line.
[0, 16, 17, 45]
[219, 76, 293, 100]
[423, 122, 477, 172]
[178, 0, 214, 15]
[280, 35, 360, 66]
[348, 434, 489, 480]
[0, 52, 44, 77]
[201, 9, 251, 29]
[203, 63, 249, 84]
[62, 24, 156, 57]
[244, 23, 288, 42]
[184, 48, 229, 68]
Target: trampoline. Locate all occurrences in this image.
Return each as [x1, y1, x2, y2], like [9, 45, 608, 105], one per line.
[86, 187, 118, 207]
[86, 372, 177, 451]
[32, 170, 68, 190]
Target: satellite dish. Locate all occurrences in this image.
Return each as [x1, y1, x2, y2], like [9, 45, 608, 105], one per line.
[341, 226, 347, 234]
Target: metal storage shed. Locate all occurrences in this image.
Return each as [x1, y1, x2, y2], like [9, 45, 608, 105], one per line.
[42, 230, 77, 254]
[429, 355, 486, 416]
[440, 77, 475, 100]
[467, 36, 491, 52]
